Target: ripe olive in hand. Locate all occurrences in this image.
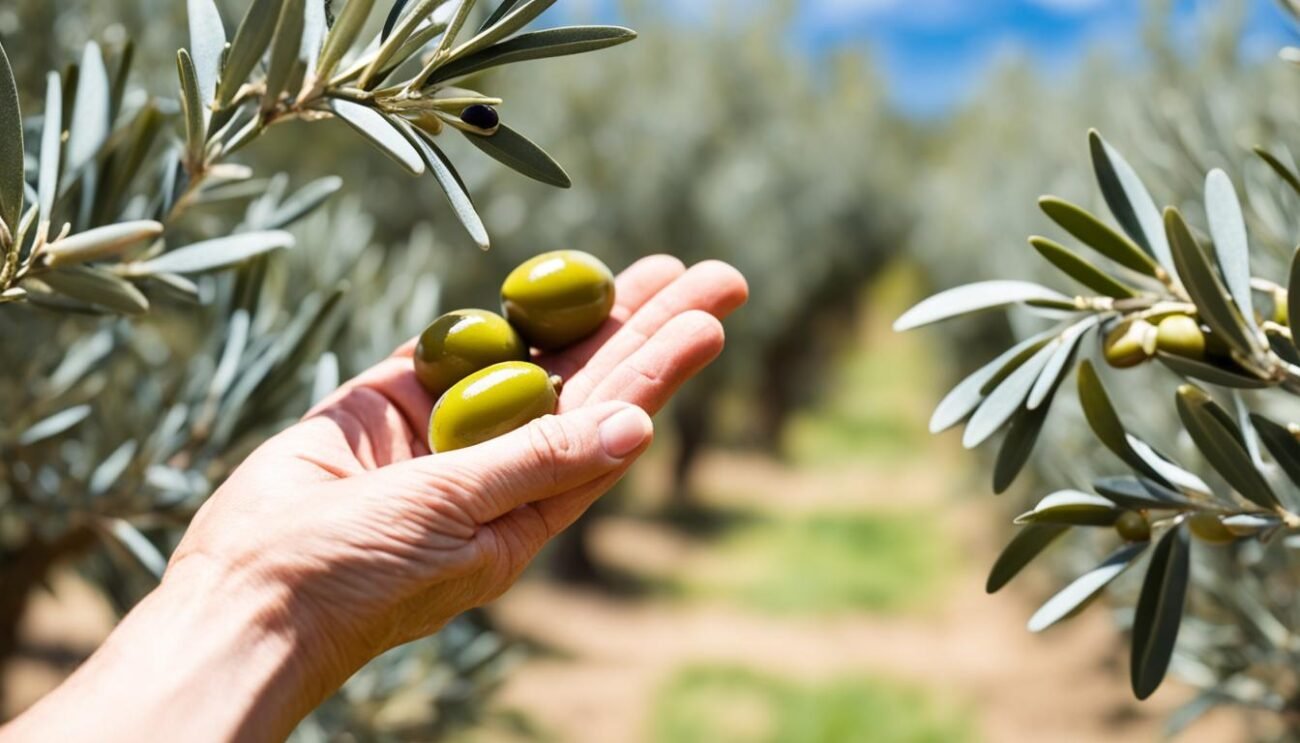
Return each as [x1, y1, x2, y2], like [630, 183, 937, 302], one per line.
[501, 250, 616, 351]
[414, 309, 528, 397]
[428, 361, 560, 453]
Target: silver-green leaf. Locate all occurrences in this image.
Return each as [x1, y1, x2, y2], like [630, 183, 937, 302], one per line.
[0, 41, 20, 234]
[187, 0, 227, 118]
[328, 100, 425, 175]
[895, 281, 1069, 332]
[399, 120, 489, 249]
[41, 266, 150, 314]
[217, 0, 284, 107]
[1131, 523, 1190, 700]
[1089, 129, 1175, 276]
[1204, 169, 1256, 336]
[432, 25, 636, 84]
[37, 72, 62, 227]
[125, 230, 294, 275]
[18, 405, 93, 445]
[67, 42, 111, 175]
[986, 523, 1068, 594]
[463, 123, 570, 188]
[1028, 542, 1147, 633]
[44, 220, 164, 267]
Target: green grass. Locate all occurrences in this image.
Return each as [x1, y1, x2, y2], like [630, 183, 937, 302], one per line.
[783, 262, 941, 467]
[651, 666, 974, 743]
[674, 510, 953, 615]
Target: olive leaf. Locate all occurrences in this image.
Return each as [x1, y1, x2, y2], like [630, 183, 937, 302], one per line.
[38, 72, 62, 228]
[1154, 351, 1268, 389]
[928, 331, 1057, 434]
[445, 0, 556, 62]
[124, 230, 294, 275]
[267, 175, 343, 228]
[430, 26, 637, 84]
[1029, 236, 1135, 298]
[1014, 490, 1121, 527]
[1077, 360, 1167, 484]
[67, 42, 111, 176]
[44, 221, 164, 267]
[264, 0, 307, 112]
[381, 0, 412, 43]
[1204, 169, 1257, 336]
[894, 281, 1070, 332]
[1165, 207, 1258, 358]
[398, 120, 490, 249]
[1249, 414, 1300, 490]
[963, 339, 1058, 449]
[1028, 542, 1148, 632]
[1131, 523, 1190, 700]
[1125, 435, 1213, 497]
[1092, 477, 1193, 509]
[1037, 196, 1160, 277]
[17, 405, 93, 445]
[217, 0, 284, 107]
[187, 0, 227, 118]
[328, 100, 425, 176]
[993, 403, 1051, 494]
[89, 441, 139, 497]
[1175, 384, 1279, 511]
[301, 0, 328, 76]
[317, 0, 375, 80]
[98, 518, 167, 580]
[477, 0, 525, 32]
[364, 0, 444, 83]
[177, 50, 207, 169]
[1089, 129, 1175, 276]
[1028, 316, 1099, 409]
[41, 266, 150, 314]
[986, 524, 1069, 594]
[1254, 145, 1300, 197]
[462, 123, 571, 188]
[0, 42, 22, 236]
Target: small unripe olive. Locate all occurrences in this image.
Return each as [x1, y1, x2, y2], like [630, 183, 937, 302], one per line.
[409, 111, 444, 136]
[502, 250, 616, 351]
[414, 309, 528, 398]
[461, 104, 500, 131]
[1114, 510, 1151, 542]
[1274, 288, 1289, 326]
[1103, 319, 1157, 369]
[1155, 315, 1206, 360]
[1188, 513, 1235, 545]
[428, 361, 559, 453]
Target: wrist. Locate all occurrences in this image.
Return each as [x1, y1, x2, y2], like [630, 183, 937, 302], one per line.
[8, 554, 341, 742]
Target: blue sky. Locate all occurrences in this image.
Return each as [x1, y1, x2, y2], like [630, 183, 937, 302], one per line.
[789, 0, 1299, 116]
[564, 0, 1300, 117]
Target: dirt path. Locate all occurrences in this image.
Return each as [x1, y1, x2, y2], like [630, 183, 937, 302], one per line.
[487, 449, 1246, 743]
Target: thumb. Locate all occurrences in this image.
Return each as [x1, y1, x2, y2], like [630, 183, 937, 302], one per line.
[386, 401, 653, 525]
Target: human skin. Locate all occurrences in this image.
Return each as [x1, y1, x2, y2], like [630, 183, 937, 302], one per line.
[1, 256, 748, 742]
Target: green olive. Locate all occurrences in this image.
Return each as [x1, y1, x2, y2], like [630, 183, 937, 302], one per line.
[414, 309, 528, 397]
[1103, 319, 1156, 369]
[501, 250, 616, 351]
[428, 361, 559, 453]
[1114, 511, 1151, 543]
[1274, 287, 1289, 326]
[1188, 513, 1235, 545]
[1155, 315, 1206, 360]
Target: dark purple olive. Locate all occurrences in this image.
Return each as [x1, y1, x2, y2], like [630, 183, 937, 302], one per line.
[461, 104, 500, 131]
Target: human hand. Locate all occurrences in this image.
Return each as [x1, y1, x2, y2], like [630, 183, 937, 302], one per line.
[166, 255, 748, 704]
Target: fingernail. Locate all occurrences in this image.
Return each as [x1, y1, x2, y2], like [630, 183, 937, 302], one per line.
[600, 406, 652, 458]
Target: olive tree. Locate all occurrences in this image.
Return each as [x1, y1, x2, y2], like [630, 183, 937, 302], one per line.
[0, 0, 634, 735]
[898, 4, 1300, 735]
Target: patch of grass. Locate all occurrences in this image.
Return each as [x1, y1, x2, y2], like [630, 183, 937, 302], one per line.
[651, 665, 974, 743]
[784, 262, 942, 467]
[674, 510, 952, 615]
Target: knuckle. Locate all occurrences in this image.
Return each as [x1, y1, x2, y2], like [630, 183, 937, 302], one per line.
[527, 414, 573, 487]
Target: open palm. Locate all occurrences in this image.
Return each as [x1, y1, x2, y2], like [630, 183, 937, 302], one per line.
[168, 255, 748, 684]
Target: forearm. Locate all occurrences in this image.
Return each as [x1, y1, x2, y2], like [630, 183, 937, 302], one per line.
[3, 558, 333, 742]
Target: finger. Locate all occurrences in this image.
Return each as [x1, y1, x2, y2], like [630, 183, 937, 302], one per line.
[583, 310, 726, 415]
[554, 261, 747, 407]
[391, 254, 687, 362]
[380, 400, 653, 525]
